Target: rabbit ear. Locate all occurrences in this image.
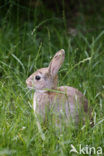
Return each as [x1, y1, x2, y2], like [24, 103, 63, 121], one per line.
[48, 49, 65, 77]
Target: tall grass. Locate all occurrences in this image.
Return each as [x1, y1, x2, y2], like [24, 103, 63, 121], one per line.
[0, 1, 104, 155]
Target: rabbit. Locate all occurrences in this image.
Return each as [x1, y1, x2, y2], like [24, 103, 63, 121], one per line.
[26, 49, 91, 125]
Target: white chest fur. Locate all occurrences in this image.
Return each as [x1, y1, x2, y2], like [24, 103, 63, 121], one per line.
[33, 93, 37, 112]
[33, 91, 48, 112]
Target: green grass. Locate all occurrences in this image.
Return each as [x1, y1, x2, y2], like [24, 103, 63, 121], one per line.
[0, 1, 104, 156]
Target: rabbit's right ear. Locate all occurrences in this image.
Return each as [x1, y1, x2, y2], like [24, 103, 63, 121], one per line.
[48, 49, 65, 78]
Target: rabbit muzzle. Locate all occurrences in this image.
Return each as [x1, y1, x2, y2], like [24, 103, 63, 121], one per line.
[26, 79, 33, 88]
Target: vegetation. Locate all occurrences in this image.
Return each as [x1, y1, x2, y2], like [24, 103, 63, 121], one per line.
[0, 1, 104, 155]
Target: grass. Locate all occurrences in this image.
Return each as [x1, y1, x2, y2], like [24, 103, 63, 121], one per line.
[0, 1, 104, 156]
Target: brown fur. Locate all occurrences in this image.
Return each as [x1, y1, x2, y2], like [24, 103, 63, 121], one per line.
[26, 49, 92, 125]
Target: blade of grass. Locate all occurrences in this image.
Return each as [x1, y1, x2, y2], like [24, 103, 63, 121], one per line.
[11, 54, 25, 72]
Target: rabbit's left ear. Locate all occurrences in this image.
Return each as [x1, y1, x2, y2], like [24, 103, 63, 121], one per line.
[48, 49, 65, 77]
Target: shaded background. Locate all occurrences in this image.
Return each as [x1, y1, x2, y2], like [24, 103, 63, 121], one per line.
[0, 0, 104, 29]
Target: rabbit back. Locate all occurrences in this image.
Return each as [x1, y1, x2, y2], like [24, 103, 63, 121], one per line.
[33, 86, 89, 124]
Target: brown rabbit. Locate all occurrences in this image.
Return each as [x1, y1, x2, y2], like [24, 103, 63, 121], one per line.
[26, 49, 91, 125]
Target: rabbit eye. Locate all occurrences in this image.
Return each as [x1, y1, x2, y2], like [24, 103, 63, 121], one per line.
[35, 75, 41, 80]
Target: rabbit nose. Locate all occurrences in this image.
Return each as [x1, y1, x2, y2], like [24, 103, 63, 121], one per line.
[26, 79, 32, 87]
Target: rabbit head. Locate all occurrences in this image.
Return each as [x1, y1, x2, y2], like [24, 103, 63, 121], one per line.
[26, 49, 65, 91]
